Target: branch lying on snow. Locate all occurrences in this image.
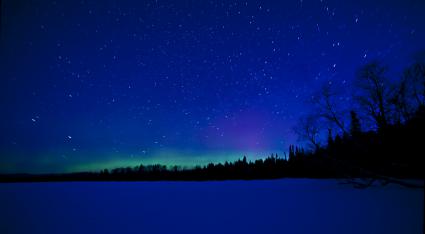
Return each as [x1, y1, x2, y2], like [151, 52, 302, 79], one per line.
[341, 177, 423, 189]
[332, 158, 424, 189]
[339, 178, 377, 189]
[368, 174, 423, 189]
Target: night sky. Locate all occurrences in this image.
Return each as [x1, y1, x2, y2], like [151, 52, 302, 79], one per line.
[1, 0, 424, 173]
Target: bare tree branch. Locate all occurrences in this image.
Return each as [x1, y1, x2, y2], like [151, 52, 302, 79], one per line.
[355, 62, 392, 130]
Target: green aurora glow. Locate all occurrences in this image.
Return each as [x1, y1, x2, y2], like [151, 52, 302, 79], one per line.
[0, 149, 285, 174]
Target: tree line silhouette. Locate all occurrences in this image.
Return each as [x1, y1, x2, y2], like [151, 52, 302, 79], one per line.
[1, 56, 424, 184]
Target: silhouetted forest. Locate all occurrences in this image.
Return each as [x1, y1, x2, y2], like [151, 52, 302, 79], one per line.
[1, 60, 424, 184]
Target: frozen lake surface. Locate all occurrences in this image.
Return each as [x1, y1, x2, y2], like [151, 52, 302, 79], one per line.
[0, 179, 423, 234]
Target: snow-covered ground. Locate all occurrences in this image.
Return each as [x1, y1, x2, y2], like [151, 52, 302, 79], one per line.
[0, 179, 423, 234]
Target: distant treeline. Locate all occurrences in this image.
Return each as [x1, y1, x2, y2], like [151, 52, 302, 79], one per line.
[1, 60, 424, 183]
[0, 153, 336, 182]
[0, 106, 423, 183]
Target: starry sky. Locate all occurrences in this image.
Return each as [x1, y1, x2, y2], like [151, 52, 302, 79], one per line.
[1, 0, 424, 173]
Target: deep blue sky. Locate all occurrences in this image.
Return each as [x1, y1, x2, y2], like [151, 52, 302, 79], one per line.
[1, 0, 424, 173]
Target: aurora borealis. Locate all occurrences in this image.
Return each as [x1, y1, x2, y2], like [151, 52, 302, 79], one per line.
[1, 0, 425, 173]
